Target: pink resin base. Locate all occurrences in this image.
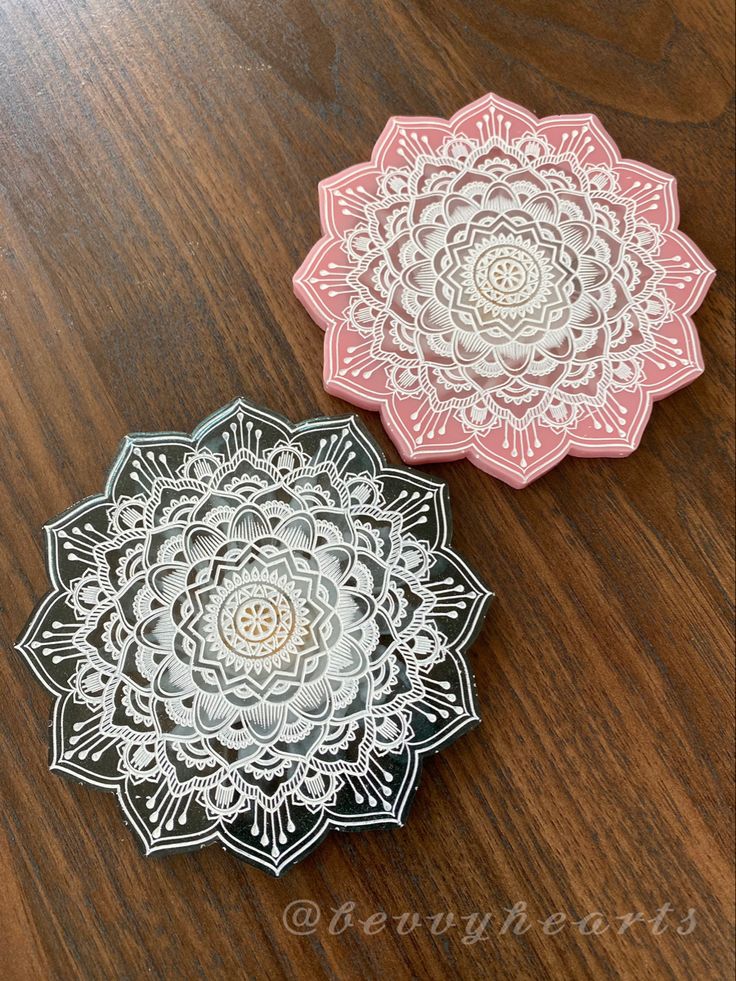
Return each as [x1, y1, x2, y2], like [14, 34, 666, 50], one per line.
[294, 93, 715, 488]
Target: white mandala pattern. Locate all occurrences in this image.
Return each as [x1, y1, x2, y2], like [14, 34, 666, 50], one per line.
[17, 400, 491, 874]
[332, 142, 687, 431]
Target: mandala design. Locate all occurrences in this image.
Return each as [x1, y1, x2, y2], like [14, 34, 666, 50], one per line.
[294, 92, 715, 487]
[16, 400, 491, 875]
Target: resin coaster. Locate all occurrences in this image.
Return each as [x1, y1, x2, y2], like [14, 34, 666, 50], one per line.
[294, 92, 715, 488]
[16, 399, 492, 875]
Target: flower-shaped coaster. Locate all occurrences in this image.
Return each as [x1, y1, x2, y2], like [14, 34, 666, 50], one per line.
[294, 92, 715, 487]
[17, 399, 491, 874]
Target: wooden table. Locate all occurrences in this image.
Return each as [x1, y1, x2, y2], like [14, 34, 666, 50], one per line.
[1, 2, 733, 978]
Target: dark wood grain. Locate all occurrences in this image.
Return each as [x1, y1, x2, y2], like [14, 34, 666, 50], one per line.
[0, 2, 733, 978]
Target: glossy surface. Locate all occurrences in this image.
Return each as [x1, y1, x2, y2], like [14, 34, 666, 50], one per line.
[16, 399, 490, 874]
[294, 93, 714, 486]
[0, 1, 733, 978]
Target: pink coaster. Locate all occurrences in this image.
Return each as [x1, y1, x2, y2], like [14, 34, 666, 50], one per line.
[294, 93, 715, 488]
